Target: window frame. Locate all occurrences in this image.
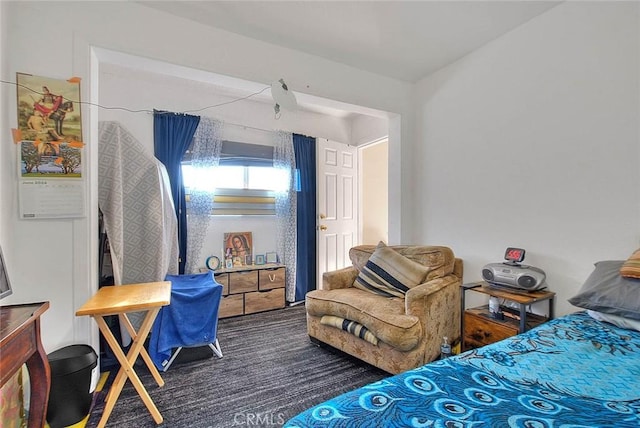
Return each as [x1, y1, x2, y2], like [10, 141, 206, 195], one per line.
[182, 139, 282, 216]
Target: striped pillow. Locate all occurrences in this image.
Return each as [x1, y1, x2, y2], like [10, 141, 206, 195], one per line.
[620, 248, 640, 279]
[320, 315, 379, 346]
[353, 242, 430, 297]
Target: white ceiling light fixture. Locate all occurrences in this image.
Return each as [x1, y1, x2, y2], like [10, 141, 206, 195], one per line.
[271, 78, 297, 119]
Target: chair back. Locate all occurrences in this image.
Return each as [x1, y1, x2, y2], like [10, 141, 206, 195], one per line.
[349, 245, 457, 281]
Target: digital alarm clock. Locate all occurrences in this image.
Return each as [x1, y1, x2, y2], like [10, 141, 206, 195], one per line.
[504, 247, 525, 264]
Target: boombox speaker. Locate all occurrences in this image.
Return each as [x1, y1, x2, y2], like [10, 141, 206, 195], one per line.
[482, 263, 546, 291]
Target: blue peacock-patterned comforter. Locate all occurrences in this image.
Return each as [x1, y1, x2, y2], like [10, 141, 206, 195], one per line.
[285, 312, 640, 427]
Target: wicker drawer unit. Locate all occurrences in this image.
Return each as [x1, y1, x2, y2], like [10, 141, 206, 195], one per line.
[219, 293, 244, 318]
[245, 288, 286, 314]
[229, 270, 259, 294]
[259, 267, 286, 290]
[214, 264, 285, 318]
[216, 273, 229, 295]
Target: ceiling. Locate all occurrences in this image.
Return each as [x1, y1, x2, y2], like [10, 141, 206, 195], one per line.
[139, 1, 561, 83]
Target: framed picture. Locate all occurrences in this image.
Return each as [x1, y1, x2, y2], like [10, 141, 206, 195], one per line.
[225, 258, 234, 269]
[255, 254, 265, 265]
[224, 232, 252, 265]
[266, 252, 277, 264]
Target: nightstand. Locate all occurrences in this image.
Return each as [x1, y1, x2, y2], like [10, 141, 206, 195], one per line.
[461, 281, 555, 351]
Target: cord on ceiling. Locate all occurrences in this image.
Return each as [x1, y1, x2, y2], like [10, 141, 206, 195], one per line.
[0, 79, 272, 115]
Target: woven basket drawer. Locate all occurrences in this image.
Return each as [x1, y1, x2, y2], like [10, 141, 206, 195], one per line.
[259, 267, 286, 290]
[245, 288, 285, 314]
[229, 270, 258, 294]
[214, 273, 229, 295]
[219, 293, 243, 318]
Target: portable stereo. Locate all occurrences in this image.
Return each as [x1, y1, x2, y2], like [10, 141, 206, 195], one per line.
[481, 247, 547, 291]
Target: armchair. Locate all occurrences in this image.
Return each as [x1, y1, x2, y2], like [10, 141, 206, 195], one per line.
[306, 244, 462, 374]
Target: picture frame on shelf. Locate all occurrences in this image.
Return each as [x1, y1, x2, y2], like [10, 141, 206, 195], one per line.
[255, 254, 265, 265]
[225, 258, 233, 269]
[224, 231, 252, 265]
[266, 252, 277, 264]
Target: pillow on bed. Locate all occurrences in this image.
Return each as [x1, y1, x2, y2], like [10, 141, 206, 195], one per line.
[353, 241, 429, 297]
[568, 260, 640, 321]
[620, 248, 640, 279]
[587, 310, 640, 332]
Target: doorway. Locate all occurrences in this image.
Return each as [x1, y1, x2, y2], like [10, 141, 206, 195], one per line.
[316, 139, 358, 289]
[359, 138, 388, 245]
[316, 137, 388, 290]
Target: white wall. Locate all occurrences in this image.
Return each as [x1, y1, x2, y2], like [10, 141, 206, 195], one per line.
[1, 2, 96, 353]
[360, 140, 389, 244]
[352, 115, 389, 147]
[98, 62, 360, 148]
[0, 2, 6, 245]
[1, 1, 412, 354]
[413, 1, 640, 316]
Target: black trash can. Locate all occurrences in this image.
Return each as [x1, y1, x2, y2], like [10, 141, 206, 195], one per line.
[47, 344, 98, 428]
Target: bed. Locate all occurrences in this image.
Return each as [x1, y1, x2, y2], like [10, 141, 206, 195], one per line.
[285, 258, 640, 427]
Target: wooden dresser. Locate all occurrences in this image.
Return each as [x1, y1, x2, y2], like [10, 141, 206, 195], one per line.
[214, 264, 286, 318]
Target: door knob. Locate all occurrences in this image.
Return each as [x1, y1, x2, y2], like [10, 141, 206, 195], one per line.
[319, 213, 326, 219]
[319, 225, 327, 231]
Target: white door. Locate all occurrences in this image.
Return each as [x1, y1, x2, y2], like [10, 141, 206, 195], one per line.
[317, 139, 358, 290]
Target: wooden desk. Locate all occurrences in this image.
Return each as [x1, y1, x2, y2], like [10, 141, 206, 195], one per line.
[0, 302, 50, 428]
[76, 282, 171, 427]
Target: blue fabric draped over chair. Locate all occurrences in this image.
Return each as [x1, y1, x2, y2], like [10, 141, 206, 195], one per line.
[149, 272, 222, 371]
[153, 110, 201, 274]
[293, 134, 317, 302]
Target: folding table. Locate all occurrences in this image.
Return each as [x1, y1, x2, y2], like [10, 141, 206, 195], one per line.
[76, 281, 171, 427]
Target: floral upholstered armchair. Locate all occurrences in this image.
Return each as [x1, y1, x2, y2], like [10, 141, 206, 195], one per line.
[306, 243, 463, 374]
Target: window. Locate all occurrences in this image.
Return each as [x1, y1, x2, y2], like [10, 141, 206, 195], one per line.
[182, 141, 288, 215]
[183, 165, 287, 192]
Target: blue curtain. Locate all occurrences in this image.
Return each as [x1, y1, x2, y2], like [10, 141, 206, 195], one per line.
[153, 110, 201, 274]
[293, 134, 317, 302]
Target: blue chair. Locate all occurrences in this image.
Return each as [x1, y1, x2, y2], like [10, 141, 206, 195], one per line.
[149, 272, 223, 372]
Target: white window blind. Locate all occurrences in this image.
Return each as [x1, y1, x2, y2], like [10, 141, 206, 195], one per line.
[183, 141, 286, 215]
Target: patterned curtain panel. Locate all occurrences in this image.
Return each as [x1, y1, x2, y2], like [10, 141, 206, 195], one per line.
[185, 117, 224, 273]
[98, 121, 179, 332]
[273, 131, 297, 302]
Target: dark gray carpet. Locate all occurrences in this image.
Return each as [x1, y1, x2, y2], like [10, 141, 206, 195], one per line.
[87, 305, 388, 427]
